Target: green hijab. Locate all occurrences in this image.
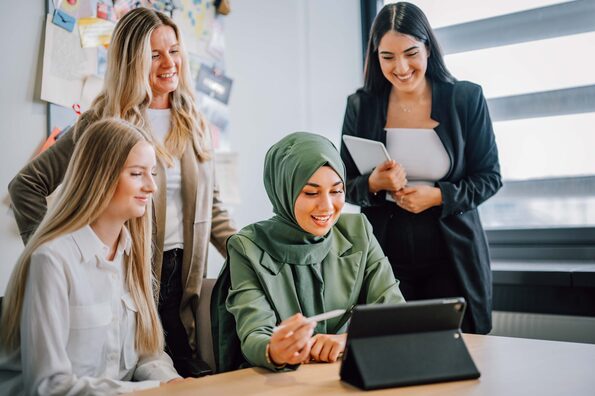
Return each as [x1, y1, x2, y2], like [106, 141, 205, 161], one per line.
[238, 131, 346, 265]
[238, 132, 346, 329]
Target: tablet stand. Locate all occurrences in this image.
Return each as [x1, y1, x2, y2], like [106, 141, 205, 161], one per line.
[339, 299, 480, 390]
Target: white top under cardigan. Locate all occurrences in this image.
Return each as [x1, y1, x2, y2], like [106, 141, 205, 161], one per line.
[147, 108, 184, 251]
[0, 225, 179, 395]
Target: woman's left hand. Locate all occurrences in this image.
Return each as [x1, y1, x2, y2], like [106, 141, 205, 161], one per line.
[393, 185, 442, 214]
[308, 333, 347, 363]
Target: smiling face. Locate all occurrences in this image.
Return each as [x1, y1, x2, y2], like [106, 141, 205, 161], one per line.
[149, 25, 182, 108]
[104, 141, 157, 223]
[294, 166, 345, 237]
[378, 31, 429, 95]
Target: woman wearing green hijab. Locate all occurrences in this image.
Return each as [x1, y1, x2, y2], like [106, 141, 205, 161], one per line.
[212, 132, 404, 372]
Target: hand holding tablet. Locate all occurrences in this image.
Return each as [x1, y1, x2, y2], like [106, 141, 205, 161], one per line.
[342, 135, 391, 175]
[342, 135, 407, 200]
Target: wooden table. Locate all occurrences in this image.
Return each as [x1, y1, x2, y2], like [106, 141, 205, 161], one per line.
[129, 334, 595, 395]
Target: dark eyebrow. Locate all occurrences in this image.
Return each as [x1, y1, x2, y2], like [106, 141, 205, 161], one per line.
[305, 181, 344, 188]
[379, 45, 419, 56]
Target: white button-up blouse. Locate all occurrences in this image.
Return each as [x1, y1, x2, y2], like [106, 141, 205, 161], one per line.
[0, 225, 180, 395]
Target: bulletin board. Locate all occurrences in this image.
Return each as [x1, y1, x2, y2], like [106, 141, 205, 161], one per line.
[42, 0, 233, 151]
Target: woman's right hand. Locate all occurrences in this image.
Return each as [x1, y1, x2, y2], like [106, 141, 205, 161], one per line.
[268, 313, 316, 366]
[368, 160, 407, 194]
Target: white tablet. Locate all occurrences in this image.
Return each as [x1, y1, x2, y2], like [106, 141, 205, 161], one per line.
[385, 128, 449, 184]
[342, 135, 391, 175]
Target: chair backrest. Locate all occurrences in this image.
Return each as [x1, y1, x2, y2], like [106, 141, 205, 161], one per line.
[197, 278, 216, 371]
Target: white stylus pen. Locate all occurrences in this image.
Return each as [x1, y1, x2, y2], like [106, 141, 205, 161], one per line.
[272, 309, 346, 332]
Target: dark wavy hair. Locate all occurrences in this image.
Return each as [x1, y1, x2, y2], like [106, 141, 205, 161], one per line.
[363, 2, 455, 95]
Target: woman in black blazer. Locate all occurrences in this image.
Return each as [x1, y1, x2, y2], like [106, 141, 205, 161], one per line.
[340, 2, 502, 334]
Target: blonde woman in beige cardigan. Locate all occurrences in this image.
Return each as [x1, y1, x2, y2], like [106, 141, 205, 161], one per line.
[8, 8, 235, 377]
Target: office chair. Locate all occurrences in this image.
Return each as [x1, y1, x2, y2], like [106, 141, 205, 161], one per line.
[197, 278, 216, 372]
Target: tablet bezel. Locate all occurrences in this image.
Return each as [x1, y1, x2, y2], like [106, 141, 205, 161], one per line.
[346, 297, 466, 339]
[342, 135, 391, 175]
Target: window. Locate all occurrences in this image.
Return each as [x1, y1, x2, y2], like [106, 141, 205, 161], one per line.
[367, 0, 595, 259]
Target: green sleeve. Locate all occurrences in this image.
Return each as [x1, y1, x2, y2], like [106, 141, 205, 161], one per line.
[225, 236, 293, 371]
[361, 216, 406, 305]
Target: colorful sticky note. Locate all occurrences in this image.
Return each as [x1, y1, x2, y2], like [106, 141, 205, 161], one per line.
[77, 17, 115, 48]
[97, 1, 115, 21]
[52, 9, 76, 32]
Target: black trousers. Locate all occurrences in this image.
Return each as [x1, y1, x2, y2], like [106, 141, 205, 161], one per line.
[159, 249, 212, 377]
[383, 206, 472, 332]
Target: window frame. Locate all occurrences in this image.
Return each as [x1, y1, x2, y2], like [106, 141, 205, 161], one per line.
[362, 1, 595, 261]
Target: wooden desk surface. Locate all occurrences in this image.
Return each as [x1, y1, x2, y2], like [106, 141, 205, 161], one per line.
[130, 334, 595, 396]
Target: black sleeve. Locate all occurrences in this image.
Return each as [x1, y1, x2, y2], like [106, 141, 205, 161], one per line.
[436, 84, 502, 217]
[340, 95, 386, 208]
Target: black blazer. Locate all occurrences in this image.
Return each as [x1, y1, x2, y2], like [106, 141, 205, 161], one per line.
[340, 80, 502, 334]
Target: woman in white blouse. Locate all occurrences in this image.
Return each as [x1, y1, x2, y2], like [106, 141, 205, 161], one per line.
[0, 119, 182, 394]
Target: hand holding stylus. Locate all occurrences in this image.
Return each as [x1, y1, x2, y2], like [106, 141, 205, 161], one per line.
[268, 310, 346, 366]
[268, 314, 316, 366]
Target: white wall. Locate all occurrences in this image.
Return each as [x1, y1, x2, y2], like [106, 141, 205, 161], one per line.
[224, 0, 363, 230]
[0, 3, 48, 295]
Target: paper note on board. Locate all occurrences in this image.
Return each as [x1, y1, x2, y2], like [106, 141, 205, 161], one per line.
[78, 17, 115, 48]
[41, 14, 97, 108]
[80, 75, 104, 112]
[214, 151, 241, 205]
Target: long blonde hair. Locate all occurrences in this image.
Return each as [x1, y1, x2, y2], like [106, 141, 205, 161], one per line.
[1, 118, 164, 355]
[76, 7, 211, 164]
